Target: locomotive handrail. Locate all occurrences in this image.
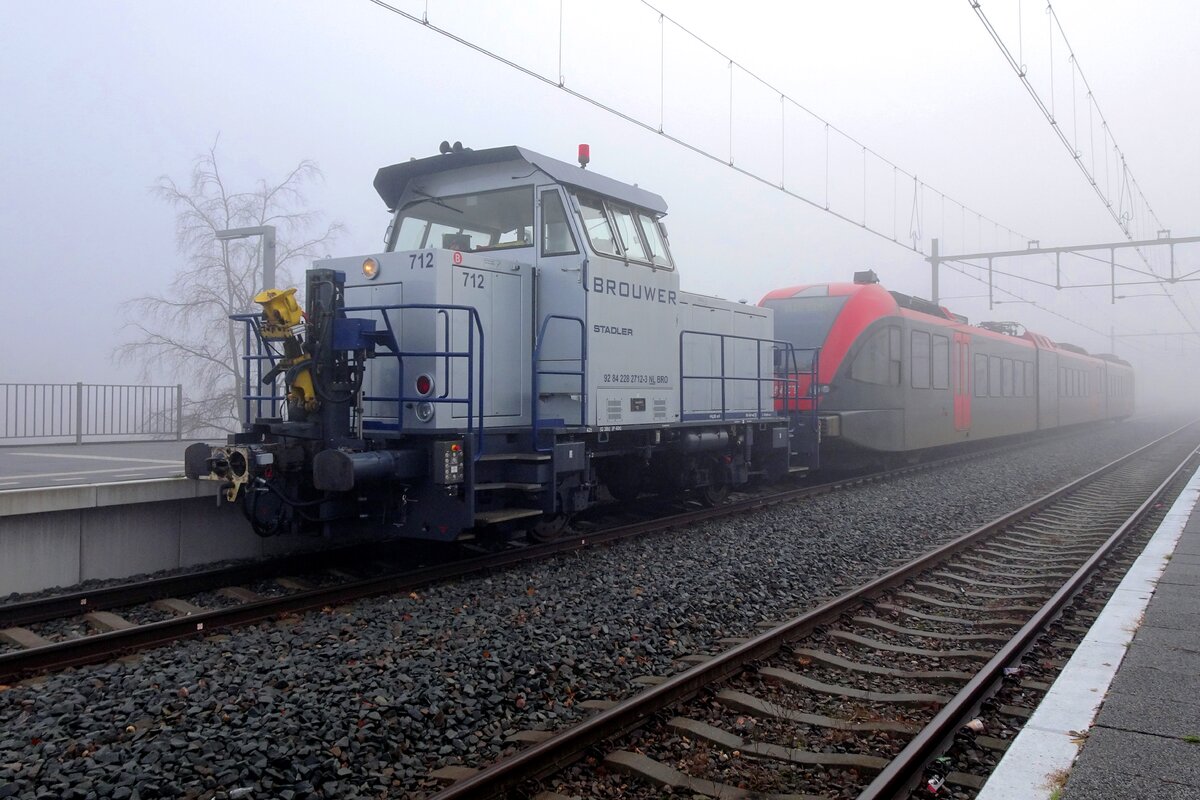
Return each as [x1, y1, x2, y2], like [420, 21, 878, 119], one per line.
[678, 330, 817, 422]
[532, 314, 587, 451]
[232, 312, 284, 425]
[342, 303, 486, 458]
[231, 304, 487, 457]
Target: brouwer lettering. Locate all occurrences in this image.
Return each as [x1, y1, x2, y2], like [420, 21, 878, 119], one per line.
[591, 277, 677, 305]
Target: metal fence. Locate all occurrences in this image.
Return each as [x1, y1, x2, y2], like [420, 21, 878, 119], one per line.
[0, 383, 183, 444]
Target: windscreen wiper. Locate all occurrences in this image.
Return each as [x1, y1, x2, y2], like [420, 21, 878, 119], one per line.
[411, 187, 462, 214]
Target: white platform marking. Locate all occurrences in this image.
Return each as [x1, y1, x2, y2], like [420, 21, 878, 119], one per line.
[3, 466, 181, 480]
[10, 452, 181, 464]
[975, 464, 1200, 799]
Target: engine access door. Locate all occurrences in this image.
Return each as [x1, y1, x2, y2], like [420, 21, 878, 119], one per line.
[448, 256, 530, 422]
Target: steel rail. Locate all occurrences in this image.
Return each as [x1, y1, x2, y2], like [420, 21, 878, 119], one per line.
[0, 425, 1057, 630]
[0, 543, 390, 628]
[857, 443, 1200, 798]
[426, 422, 1197, 800]
[0, 422, 1127, 682]
[0, 444, 996, 682]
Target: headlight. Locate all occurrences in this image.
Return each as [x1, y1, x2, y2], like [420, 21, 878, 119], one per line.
[362, 257, 379, 280]
[415, 402, 435, 422]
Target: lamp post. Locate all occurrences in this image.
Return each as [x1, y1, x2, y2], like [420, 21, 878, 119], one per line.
[214, 225, 277, 291]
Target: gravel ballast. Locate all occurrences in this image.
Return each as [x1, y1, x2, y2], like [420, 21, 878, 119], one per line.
[0, 416, 1189, 799]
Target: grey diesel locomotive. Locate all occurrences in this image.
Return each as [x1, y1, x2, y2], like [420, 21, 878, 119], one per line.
[185, 144, 820, 541]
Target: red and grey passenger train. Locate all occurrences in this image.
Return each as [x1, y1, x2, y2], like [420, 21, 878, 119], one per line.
[762, 272, 1134, 462]
[185, 144, 1133, 543]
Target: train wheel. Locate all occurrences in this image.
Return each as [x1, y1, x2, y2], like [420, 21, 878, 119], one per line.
[600, 458, 644, 503]
[698, 481, 730, 507]
[528, 513, 569, 543]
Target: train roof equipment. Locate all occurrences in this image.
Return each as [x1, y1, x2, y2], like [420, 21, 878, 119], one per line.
[373, 144, 668, 214]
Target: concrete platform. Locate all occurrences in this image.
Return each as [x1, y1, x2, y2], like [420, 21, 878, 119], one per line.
[0, 440, 200, 490]
[0, 441, 384, 596]
[977, 461, 1200, 799]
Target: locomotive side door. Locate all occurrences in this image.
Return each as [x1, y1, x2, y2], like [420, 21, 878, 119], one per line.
[533, 185, 588, 427]
[953, 332, 971, 431]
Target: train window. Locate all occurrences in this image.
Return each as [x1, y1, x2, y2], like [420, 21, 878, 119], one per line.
[393, 185, 533, 252]
[609, 204, 649, 262]
[850, 325, 901, 386]
[889, 327, 902, 384]
[911, 331, 931, 389]
[394, 216, 430, 250]
[637, 212, 674, 269]
[932, 335, 950, 389]
[989, 356, 1002, 397]
[575, 193, 620, 256]
[765, 295, 849, 370]
[1025, 362, 1035, 396]
[975, 354, 988, 397]
[1014, 361, 1024, 397]
[540, 190, 579, 256]
[1002, 359, 1013, 397]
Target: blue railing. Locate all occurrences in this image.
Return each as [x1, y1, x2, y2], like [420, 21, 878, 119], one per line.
[234, 313, 284, 425]
[233, 304, 485, 456]
[678, 330, 818, 422]
[531, 314, 587, 450]
[343, 303, 485, 456]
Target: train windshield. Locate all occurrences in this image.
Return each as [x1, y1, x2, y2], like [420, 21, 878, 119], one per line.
[764, 293, 849, 369]
[391, 185, 534, 252]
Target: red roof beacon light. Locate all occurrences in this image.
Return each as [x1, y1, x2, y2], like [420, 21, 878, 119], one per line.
[578, 143, 590, 169]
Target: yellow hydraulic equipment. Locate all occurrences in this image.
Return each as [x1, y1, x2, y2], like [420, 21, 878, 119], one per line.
[255, 288, 318, 414]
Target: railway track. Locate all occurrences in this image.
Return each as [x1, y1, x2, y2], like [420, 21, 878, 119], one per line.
[419, 423, 1199, 799]
[0, 424, 1114, 683]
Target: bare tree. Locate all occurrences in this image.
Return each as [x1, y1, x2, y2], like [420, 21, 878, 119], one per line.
[118, 142, 342, 435]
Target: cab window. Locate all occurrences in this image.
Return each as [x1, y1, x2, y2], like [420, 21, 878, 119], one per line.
[576, 193, 619, 256]
[609, 204, 648, 262]
[391, 185, 532, 252]
[540, 190, 578, 256]
[637, 212, 674, 268]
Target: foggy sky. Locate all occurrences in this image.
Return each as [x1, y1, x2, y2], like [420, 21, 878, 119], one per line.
[2, 0, 1197, 408]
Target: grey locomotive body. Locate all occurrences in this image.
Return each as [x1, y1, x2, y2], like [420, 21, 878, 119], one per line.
[186, 145, 819, 541]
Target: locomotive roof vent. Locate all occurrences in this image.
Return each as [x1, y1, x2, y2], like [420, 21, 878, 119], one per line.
[853, 269, 879, 284]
